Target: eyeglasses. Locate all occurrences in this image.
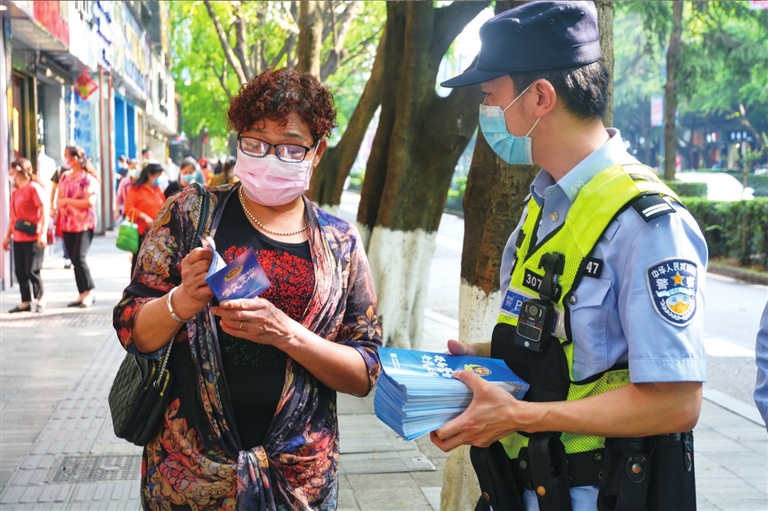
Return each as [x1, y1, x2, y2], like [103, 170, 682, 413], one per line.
[238, 135, 315, 163]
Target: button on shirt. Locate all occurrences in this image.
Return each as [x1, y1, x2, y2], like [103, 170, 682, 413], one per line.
[501, 130, 708, 511]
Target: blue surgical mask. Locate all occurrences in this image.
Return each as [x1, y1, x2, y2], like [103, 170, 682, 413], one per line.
[153, 177, 160, 186]
[478, 83, 540, 165]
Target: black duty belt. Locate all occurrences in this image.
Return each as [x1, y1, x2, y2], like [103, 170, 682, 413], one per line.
[515, 447, 604, 489]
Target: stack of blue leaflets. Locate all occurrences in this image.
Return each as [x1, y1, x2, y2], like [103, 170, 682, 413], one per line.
[201, 237, 271, 301]
[374, 347, 529, 441]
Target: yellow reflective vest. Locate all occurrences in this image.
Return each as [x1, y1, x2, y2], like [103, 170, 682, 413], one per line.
[496, 163, 681, 459]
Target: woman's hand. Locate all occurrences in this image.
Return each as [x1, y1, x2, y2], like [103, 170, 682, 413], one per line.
[37, 233, 47, 249]
[2, 236, 10, 251]
[173, 248, 215, 319]
[212, 297, 296, 348]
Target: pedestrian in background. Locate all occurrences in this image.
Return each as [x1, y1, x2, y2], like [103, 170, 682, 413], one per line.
[49, 162, 72, 269]
[208, 155, 238, 187]
[115, 159, 141, 221]
[3, 158, 47, 313]
[163, 156, 198, 198]
[123, 161, 166, 276]
[57, 146, 98, 308]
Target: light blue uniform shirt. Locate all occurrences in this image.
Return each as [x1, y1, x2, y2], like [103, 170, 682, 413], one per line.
[754, 297, 768, 428]
[498, 129, 708, 511]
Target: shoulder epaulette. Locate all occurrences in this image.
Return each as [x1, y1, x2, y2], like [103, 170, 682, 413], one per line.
[630, 194, 675, 222]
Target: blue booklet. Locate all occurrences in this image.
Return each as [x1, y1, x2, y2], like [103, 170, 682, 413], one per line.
[201, 237, 271, 301]
[374, 347, 529, 440]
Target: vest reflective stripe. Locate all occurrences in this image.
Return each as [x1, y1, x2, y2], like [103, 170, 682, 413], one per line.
[496, 164, 680, 460]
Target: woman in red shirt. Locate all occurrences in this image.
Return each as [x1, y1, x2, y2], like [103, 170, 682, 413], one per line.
[124, 162, 166, 276]
[3, 158, 48, 313]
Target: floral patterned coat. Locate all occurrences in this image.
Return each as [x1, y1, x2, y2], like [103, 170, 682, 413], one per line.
[114, 184, 382, 511]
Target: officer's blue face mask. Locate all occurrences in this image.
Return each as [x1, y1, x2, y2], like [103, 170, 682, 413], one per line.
[478, 82, 540, 165]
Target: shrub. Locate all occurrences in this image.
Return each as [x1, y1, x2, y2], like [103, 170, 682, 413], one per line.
[445, 176, 467, 211]
[664, 180, 708, 198]
[747, 174, 768, 197]
[347, 170, 364, 191]
[684, 197, 768, 268]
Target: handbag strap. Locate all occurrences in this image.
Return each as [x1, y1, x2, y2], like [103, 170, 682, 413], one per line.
[152, 183, 211, 388]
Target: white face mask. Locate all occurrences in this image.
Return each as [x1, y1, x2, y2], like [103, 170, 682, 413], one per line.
[233, 148, 315, 207]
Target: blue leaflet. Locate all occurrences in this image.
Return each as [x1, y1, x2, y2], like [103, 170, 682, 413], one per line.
[201, 237, 271, 301]
[374, 347, 529, 441]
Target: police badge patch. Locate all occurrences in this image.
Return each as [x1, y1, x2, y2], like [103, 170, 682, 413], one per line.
[646, 259, 698, 326]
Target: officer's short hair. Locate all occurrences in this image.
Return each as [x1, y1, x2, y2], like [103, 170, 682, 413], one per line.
[509, 61, 609, 121]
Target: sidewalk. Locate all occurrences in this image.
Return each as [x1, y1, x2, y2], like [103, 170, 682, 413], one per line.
[1, 233, 766, 510]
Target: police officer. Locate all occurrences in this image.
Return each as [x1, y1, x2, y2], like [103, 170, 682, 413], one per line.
[754, 297, 768, 428]
[431, 2, 707, 510]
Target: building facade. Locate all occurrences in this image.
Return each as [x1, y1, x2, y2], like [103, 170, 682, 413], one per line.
[1, 0, 176, 290]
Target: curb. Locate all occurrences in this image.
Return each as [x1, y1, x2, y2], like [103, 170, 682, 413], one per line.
[707, 262, 768, 286]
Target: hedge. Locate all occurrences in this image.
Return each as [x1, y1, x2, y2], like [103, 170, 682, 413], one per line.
[664, 180, 708, 198]
[683, 197, 768, 268]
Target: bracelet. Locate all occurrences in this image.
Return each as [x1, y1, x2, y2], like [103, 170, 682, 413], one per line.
[166, 286, 193, 323]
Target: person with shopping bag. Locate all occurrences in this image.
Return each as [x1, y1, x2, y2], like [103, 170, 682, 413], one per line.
[123, 161, 166, 276]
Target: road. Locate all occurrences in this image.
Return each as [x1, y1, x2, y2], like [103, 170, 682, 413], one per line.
[339, 191, 767, 414]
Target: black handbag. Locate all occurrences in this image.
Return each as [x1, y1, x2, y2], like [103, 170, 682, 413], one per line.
[108, 183, 210, 446]
[14, 219, 37, 236]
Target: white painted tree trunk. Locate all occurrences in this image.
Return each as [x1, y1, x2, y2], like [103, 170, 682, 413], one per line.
[440, 445, 481, 511]
[366, 226, 436, 349]
[458, 280, 501, 345]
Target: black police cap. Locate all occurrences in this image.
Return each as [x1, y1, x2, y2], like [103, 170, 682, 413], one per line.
[441, 1, 601, 88]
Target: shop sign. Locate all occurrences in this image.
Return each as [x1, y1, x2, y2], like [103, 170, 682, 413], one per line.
[76, 72, 99, 100]
[33, 1, 69, 47]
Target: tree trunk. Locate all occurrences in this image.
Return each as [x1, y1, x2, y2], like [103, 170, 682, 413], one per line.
[664, 0, 683, 181]
[296, 1, 325, 78]
[308, 28, 386, 210]
[358, 1, 488, 349]
[203, 0, 248, 85]
[594, 0, 614, 127]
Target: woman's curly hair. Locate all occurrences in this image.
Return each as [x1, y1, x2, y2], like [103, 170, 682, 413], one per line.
[228, 68, 337, 142]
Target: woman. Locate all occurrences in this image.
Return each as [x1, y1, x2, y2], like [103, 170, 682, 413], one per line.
[115, 159, 141, 221]
[163, 156, 198, 198]
[123, 162, 166, 276]
[208, 155, 238, 187]
[113, 68, 382, 511]
[57, 146, 98, 308]
[3, 158, 47, 313]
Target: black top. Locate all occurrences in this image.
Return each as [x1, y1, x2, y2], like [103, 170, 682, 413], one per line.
[214, 195, 314, 449]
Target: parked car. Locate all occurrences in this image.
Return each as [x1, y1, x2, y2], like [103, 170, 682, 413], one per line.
[675, 172, 754, 201]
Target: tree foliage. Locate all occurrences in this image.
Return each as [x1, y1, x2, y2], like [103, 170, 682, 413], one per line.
[615, 1, 768, 170]
[170, 1, 385, 144]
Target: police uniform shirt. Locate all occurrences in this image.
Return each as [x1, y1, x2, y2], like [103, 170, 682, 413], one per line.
[499, 128, 708, 511]
[754, 296, 768, 428]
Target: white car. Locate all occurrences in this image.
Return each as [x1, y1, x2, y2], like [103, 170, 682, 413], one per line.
[674, 172, 754, 201]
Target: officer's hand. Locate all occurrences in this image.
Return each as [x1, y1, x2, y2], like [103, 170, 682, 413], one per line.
[430, 369, 530, 452]
[446, 339, 476, 356]
[446, 339, 490, 358]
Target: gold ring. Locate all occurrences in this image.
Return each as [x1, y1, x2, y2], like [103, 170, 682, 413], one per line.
[239, 322, 243, 330]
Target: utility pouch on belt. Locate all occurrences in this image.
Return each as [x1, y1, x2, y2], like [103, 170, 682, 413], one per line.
[597, 432, 696, 511]
[528, 433, 573, 511]
[647, 432, 696, 511]
[470, 441, 525, 511]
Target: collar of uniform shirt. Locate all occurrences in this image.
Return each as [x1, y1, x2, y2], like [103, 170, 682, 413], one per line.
[529, 128, 640, 207]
